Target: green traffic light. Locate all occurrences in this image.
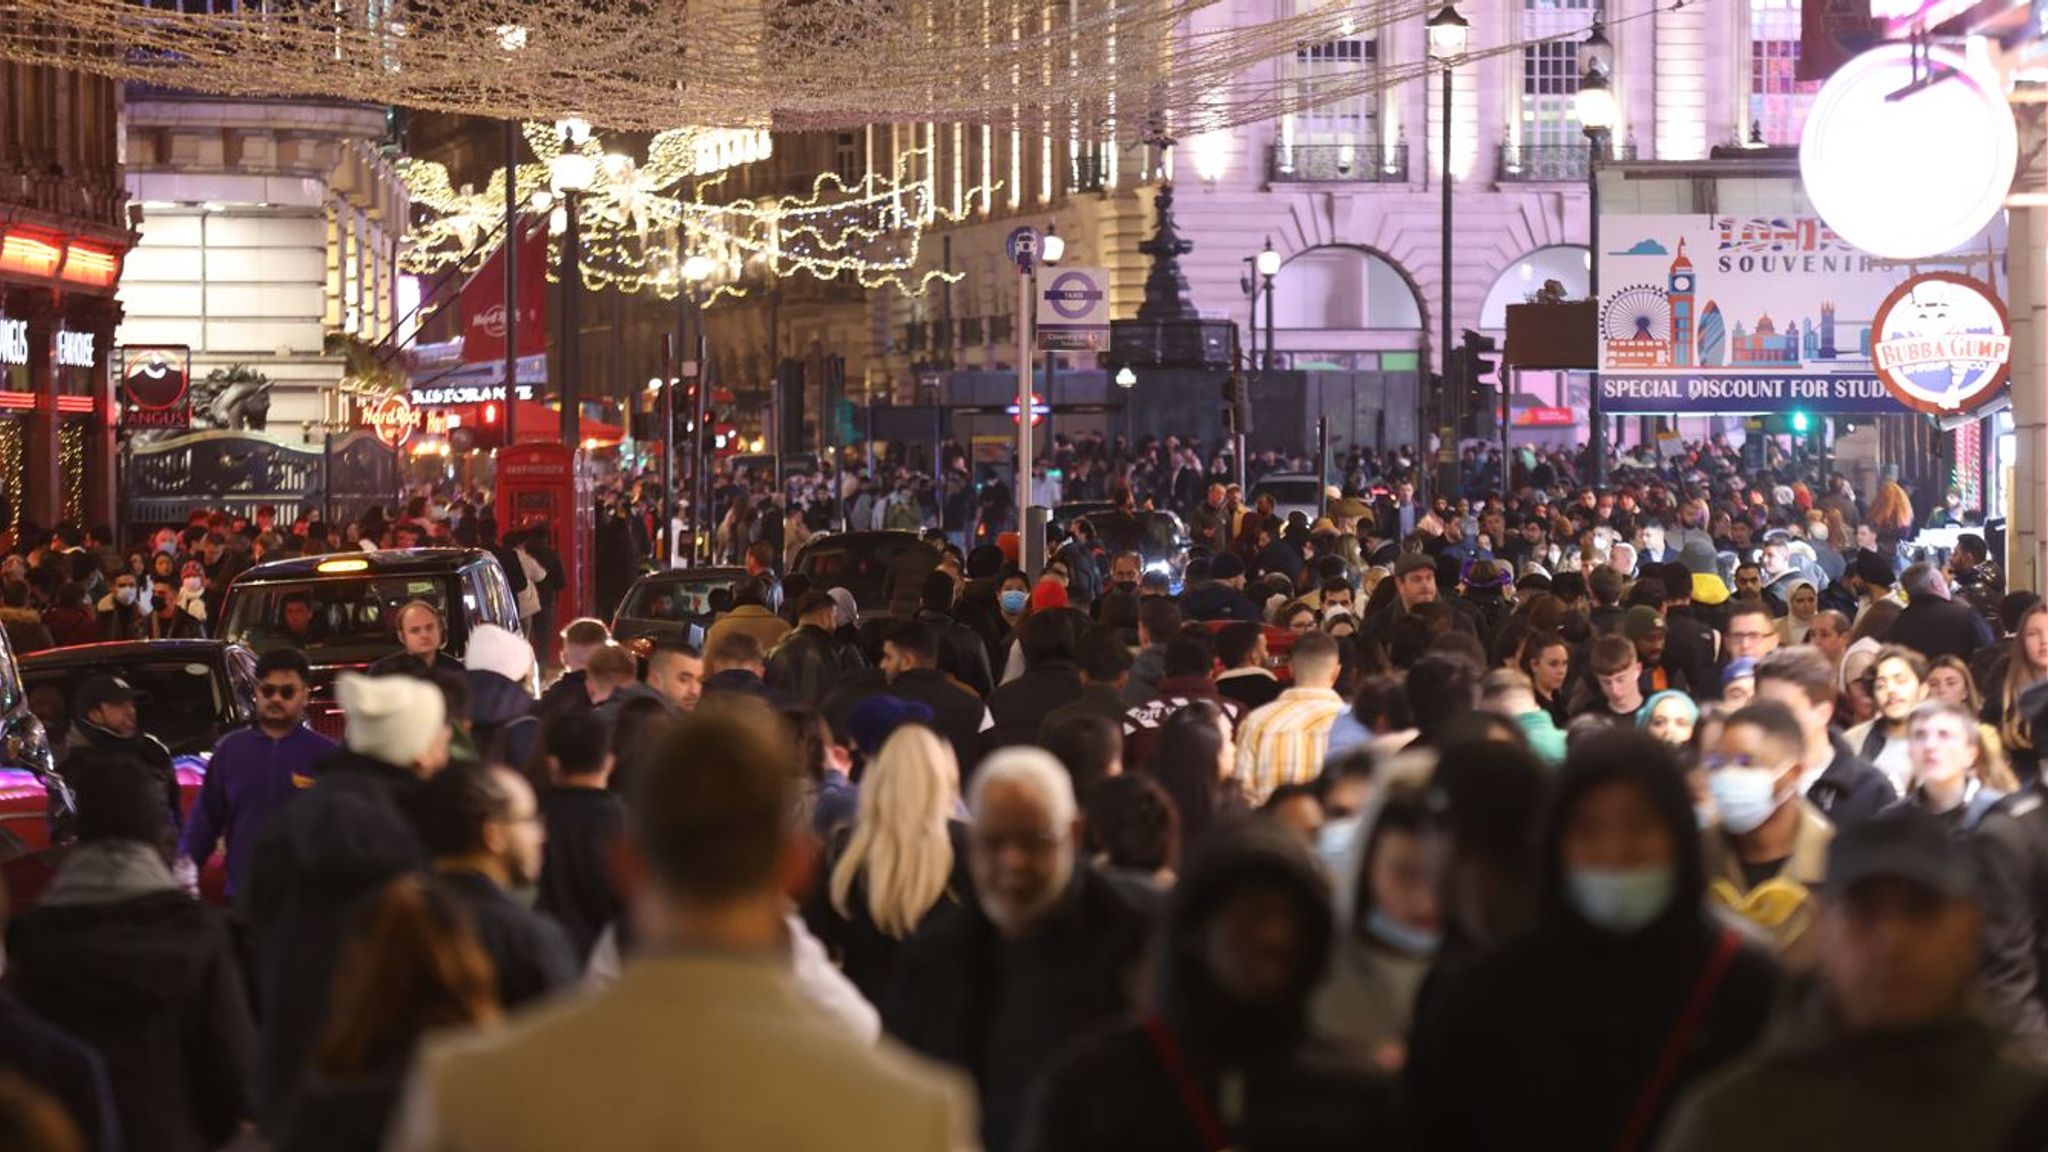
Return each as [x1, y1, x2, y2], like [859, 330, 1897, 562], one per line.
[1791, 412, 1810, 433]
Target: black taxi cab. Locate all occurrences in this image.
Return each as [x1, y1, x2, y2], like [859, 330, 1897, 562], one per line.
[217, 548, 523, 736]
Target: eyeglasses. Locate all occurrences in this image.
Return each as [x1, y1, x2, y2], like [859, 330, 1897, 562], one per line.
[257, 682, 301, 700]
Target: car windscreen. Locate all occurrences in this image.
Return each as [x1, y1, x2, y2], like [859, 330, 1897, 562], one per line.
[797, 538, 926, 608]
[25, 661, 226, 754]
[1254, 479, 1321, 506]
[223, 575, 462, 664]
[620, 576, 736, 622]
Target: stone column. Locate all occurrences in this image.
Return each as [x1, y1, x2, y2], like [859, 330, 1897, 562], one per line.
[2007, 102, 2046, 592]
[20, 292, 60, 531]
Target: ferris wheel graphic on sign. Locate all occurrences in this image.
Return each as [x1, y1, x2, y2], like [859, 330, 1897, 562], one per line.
[1603, 285, 1674, 369]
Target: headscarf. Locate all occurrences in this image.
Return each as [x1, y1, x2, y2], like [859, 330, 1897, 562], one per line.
[1635, 690, 1699, 731]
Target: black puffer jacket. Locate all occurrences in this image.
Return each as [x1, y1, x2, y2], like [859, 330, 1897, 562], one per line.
[1407, 730, 1780, 1152]
[9, 844, 254, 1152]
[1017, 822, 1405, 1152]
[236, 748, 426, 1134]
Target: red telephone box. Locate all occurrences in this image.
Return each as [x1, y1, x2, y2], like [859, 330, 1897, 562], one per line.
[496, 443, 592, 662]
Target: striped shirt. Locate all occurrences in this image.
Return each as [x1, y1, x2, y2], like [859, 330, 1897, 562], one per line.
[1236, 686, 1346, 806]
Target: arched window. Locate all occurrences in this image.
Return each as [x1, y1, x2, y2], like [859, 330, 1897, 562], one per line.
[1479, 245, 1591, 330]
[1271, 246, 1423, 331]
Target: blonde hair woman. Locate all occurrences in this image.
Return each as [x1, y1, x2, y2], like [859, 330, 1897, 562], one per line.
[1988, 602, 2048, 759]
[801, 724, 970, 1002]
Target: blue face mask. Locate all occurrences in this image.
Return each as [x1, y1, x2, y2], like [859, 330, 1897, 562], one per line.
[1364, 908, 1441, 957]
[1000, 589, 1029, 615]
[1566, 866, 1676, 935]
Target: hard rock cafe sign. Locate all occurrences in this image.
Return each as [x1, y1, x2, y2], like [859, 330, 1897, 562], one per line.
[361, 392, 451, 447]
[366, 394, 418, 447]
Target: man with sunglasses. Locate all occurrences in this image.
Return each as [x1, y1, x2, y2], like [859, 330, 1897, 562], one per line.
[180, 648, 337, 898]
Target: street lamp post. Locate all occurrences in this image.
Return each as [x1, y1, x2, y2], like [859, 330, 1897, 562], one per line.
[1576, 22, 1617, 487]
[1428, 4, 1469, 497]
[1115, 365, 1137, 446]
[679, 252, 715, 565]
[502, 118, 519, 447]
[549, 119, 595, 447]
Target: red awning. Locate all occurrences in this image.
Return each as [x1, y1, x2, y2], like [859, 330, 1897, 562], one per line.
[508, 399, 622, 445]
[421, 398, 624, 446]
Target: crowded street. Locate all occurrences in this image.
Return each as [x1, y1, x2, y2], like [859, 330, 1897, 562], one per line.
[4, 0, 2048, 1150]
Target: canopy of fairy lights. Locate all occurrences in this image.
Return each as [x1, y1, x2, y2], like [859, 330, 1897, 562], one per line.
[0, 0, 1553, 138]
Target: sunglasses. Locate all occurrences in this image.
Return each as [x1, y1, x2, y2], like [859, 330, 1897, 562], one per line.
[257, 682, 301, 700]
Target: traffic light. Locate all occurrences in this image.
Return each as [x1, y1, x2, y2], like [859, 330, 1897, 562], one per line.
[1757, 412, 1813, 436]
[1457, 329, 1499, 438]
[1221, 374, 1252, 436]
[475, 400, 505, 449]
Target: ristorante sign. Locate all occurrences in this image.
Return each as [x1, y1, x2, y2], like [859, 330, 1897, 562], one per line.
[1595, 214, 2006, 415]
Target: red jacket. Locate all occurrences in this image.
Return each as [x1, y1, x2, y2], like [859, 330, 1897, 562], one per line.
[41, 605, 100, 649]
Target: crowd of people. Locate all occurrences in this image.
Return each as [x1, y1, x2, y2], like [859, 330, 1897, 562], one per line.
[3, 431, 2042, 1152]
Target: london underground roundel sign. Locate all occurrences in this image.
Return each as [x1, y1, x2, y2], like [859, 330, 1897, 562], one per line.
[1800, 44, 2015, 261]
[1870, 273, 2010, 415]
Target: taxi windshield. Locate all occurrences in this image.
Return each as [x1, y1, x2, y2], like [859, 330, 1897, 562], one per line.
[223, 574, 461, 664]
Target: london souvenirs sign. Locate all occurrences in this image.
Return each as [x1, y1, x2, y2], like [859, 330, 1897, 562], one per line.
[1595, 215, 2005, 416]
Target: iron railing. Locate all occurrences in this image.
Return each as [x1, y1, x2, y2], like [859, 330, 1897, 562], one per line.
[1267, 142, 1408, 183]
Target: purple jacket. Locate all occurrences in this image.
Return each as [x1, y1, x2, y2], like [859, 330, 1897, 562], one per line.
[179, 724, 338, 896]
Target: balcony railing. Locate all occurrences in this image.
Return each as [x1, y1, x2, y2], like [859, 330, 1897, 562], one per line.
[1267, 142, 1408, 184]
[1495, 142, 1639, 183]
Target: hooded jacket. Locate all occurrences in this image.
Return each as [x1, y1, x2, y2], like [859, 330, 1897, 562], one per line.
[236, 746, 427, 1133]
[1017, 823, 1404, 1152]
[1407, 731, 1779, 1152]
[0, 602, 54, 654]
[8, 840, 254, 1152]
[465, 669, 539, 769]
[1312, 761, 1437, 1066]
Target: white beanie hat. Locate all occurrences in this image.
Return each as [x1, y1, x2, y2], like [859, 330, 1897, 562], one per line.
[337, 672, 446, 768]
[464, 622, 535, 682]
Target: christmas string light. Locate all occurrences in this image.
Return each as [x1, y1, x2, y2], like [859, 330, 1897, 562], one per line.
[0, 0, 1573, 141]
[403, 133, 995, 298]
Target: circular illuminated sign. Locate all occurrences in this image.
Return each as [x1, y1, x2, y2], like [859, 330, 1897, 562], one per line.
[1870, 272, 2011, 415]
[366, 394, 417, 446]
[121, 349, 188, 410]
[1801, 45, 2015, 261]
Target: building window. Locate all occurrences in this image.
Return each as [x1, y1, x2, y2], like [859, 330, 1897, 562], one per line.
[1750, 0, 1817, 145]
[1519, 41, 1581, 150]
[834, 133, 861, 186]
[1272, 38, 1381, 175]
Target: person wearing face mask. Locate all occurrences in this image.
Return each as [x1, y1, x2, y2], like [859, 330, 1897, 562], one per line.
[1407, 731, 1779, 1152]
[175, 561, 210, 625]
[1314, 771, 1444, 1071]
[94, 572, 145, 641]
[1699, 701, 1834, 969]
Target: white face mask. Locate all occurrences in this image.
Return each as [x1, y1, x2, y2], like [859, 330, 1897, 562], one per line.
[113, 586, 136, 606]
[1567, 866, 1676, 935]
[183, 577, 203, 594]
[1709, 766, 1788, 834]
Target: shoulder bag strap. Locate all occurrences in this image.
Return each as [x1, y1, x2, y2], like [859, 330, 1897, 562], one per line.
[1612, 929, 1743, 1152]
[1142, 1015, 1233, 1152]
